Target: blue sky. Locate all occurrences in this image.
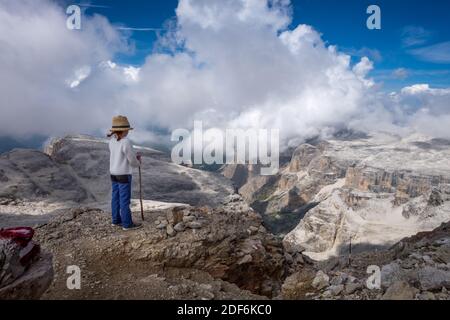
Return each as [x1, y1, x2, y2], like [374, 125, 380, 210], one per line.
[69, 0, 450, 91]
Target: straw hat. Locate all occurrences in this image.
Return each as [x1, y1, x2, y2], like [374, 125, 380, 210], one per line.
[110, 115, 133, 132]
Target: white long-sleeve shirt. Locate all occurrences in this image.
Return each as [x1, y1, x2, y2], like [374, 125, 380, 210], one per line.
[109, 137, 139, 175]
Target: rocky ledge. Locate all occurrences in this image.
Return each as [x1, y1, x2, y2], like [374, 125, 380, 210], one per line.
[34, 195, 286, 299]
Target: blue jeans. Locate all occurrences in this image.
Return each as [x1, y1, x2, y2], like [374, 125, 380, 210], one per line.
[111, 175, 133, 228]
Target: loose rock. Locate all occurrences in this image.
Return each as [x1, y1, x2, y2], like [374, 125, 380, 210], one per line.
[312, 270, 329, 290]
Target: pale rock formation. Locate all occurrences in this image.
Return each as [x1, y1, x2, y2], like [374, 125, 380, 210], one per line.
[223, 132, 450, 260]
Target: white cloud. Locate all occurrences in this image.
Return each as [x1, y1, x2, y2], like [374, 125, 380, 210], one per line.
[343, 47, 382, 62]
[392, 68, 409, 80]
[387, 84, 450, 138]
[130, 0, 377, 145]
[401, 26, 432, 48]
[66, 66, 91, 88]
[123, 66, 140, 82]
[409, 41, 450, 64]
[352, 57, 374, 87]
[1, 0, 450, 146]
[0, 0, 129, 137]
[401, 84, 450, 95]
[401, 84, 430, 95]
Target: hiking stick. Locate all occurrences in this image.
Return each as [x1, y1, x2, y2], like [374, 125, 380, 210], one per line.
[138, 164, 144, 221]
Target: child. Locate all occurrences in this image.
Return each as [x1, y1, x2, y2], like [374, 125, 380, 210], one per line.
[107, 115, 142, 230]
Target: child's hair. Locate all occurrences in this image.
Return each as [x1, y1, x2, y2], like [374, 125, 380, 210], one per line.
[107, 131, 124, 141]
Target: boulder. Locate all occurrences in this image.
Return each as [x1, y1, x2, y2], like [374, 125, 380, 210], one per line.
[416, 291, 436, 300]
[0, 251, 53, 300]
[187, 221, 202, 229]
[417, 266, 450, 291]
[381, 262, 404, 288]
[330, 272, 348, 286]
[174, 222, 186, 232]
[0, 239, 27, 287]
[166, 224, 176, 237]
[382, 281, 418, 300]
[281, 268, 316, 299]
[327, 284, 344, 296]
[312, 270, 329, 290]
[345, 282, 362, 295]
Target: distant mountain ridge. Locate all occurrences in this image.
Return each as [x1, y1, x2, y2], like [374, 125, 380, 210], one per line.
[222, 132, 450, 260]
[0, 135, 48, 154]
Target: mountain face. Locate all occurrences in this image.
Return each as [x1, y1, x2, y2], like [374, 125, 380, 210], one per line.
[1, 132, 449, 300]
[0, 135, 234, 227]
[222, 132, 450, 260]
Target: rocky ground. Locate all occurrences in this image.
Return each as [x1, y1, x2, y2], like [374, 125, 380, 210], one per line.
[32, 195, 285, 299]
[4, 200, 448, 300]
[281, 221, 450, 300]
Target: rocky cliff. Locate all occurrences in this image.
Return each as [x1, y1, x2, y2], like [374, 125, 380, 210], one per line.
[223, 132, 450, 260]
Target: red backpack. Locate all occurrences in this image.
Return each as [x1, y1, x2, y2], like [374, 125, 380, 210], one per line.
[0, 227, 34, 247]
[0, 227, 40, 266]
